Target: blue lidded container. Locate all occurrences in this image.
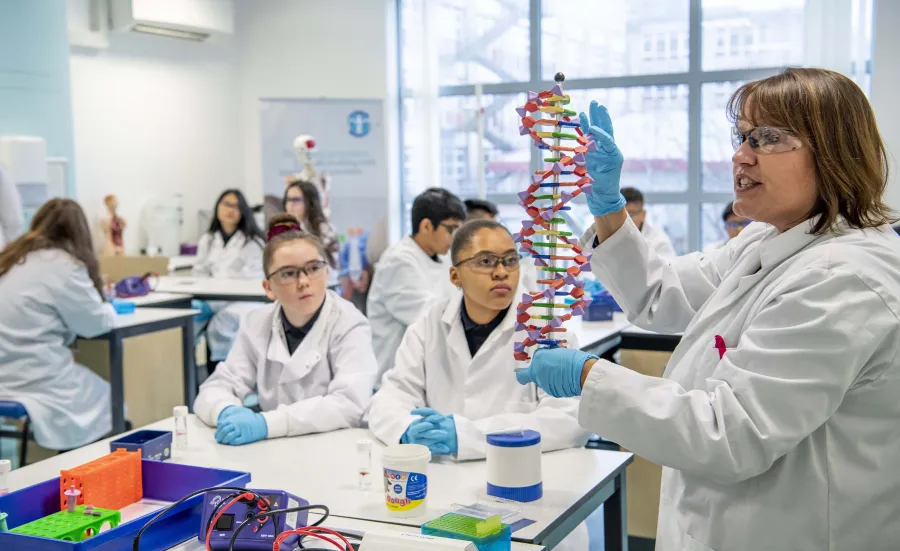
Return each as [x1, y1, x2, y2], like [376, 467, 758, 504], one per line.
[485, 430, 543, 503]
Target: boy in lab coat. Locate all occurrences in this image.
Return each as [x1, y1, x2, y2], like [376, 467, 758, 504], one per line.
[367, 188, 467, 384]
[369, 219, 591, 549]
[193, 214, 376, 445]
[622, 186, 677, 259]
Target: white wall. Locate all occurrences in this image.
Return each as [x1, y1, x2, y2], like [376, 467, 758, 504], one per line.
[234, 0, 398, 230]
[872, 0, 900, 211]
[68, 3, 241, 253]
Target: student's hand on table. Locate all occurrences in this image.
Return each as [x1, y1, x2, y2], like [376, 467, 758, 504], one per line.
[218, 405, 253, 424]
[579, 101, 626, 217]
[401, 407, 459, 456]
[215, 408, 268, 445]
[515, 348, 599, 398]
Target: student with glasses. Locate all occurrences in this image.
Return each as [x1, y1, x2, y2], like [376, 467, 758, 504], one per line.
[367, 188, 467, 384]
[193, 214, 377, 446]
[703, 201, 751, 253]
[369, 219, 591, 549]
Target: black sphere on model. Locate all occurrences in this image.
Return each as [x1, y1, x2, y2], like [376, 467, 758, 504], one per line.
[554, 72, 565, 83]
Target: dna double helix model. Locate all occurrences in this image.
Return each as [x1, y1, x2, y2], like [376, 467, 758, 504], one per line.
[512, 72, 595, 362]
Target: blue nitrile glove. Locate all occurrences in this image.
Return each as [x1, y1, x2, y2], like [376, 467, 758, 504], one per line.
[515, 348, 599, 398]
[403, 407, 459, 456]
[215, 409, 268, 446]
[217, 405, 252, 424]
[578, 101, 626, 217]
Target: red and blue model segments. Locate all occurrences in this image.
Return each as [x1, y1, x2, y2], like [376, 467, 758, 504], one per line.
[512, 72, 594, 362]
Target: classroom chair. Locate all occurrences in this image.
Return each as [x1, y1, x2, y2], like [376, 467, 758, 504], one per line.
[0, 400, 30, 468]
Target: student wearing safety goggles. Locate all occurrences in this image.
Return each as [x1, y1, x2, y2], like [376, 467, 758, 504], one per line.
[704, 201, 751, 253]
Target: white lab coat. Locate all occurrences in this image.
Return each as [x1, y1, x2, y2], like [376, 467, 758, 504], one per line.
[0, 164, 23, 248]
[0, 249, 116, 449]
[640, 221, 676, 259]
[367, 236, 456, 383]
[192, 230, 266, 360]
[369, 294, 591, 551]
[193, 290, 377, 437]
[579, 216, 900, 551]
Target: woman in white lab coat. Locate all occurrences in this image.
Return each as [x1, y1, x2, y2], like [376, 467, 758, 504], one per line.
[193, 214, 376, 445]
[193, 189, 266, 365]
[0, 199, 116, 450]
[518, 68, 900, 551]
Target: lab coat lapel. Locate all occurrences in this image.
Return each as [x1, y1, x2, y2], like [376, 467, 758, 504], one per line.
[441, 298, 472, 371]
[274, 294, 333, 384]
[471, 299, 517, 361]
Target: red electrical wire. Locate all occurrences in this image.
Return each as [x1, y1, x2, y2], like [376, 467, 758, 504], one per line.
[273, 526, 353, 551]
[206, 492, 255, 551]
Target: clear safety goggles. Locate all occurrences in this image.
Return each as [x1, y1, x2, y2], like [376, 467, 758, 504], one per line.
[731, 125, 803, 154]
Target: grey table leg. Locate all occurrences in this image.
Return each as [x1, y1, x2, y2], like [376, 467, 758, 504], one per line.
[181, 318, 197, 409]
[604, 472, 629, 551]
[109, 334, 126, 435]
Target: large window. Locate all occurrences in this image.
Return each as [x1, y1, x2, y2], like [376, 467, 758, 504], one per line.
[399, 0, 873, 252]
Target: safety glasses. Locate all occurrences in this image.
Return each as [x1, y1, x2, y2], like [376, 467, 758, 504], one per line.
[731, 125, 803, 154]
[454, 253, 521, 274]
[267, 260, 328, 285]
[724, 219, 751, 231]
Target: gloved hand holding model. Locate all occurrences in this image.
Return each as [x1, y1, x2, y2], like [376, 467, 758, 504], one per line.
[579, 101, 626, 217]
[215, 406, 268, 445]
[401, 407, 458, 456]
[515, 348, 598, 398]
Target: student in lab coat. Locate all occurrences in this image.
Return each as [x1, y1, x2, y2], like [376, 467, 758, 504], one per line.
[370, 219, 591, 550]
[193, 189, 266, 366]
[0, 163, 24, 249]
[622, 186, 676, 259]
[0, 199, 116, 450]
[283, 180, 339, 268]
[367, 188, 467, 383]
[703, 201, 751, 253]
[464, 198, 539, 296]
[193, 214, 377, 445]
[517, 68, 900, 551]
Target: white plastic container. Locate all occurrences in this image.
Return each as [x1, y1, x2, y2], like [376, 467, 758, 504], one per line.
[0, 459, 10, 496]
[486, 430, 543, 502]
[382, 444, 431, 518]
[173, 405, 188, 449]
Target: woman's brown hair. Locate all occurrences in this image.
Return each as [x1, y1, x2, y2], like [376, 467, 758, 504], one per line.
[263, 213, 329, 275]
[0, 198, 105, 298]
[727, 67, 894, 234]
[282, 180, 338, 263]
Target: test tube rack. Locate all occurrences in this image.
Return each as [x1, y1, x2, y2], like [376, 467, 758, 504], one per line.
[59, 449, 142, 511]
[10, 505, 120, 543]
[513, 72, 595, 361]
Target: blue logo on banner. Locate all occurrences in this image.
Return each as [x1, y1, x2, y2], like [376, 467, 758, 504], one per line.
[348, 110, 371, 138]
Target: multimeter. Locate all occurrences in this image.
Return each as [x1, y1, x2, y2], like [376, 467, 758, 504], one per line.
[198, 489, 309, 550]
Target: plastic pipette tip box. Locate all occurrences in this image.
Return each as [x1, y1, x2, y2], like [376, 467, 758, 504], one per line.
[10, 505, 120, 542]
[422, 513, 511, 551]
[109, 430, 172, 461]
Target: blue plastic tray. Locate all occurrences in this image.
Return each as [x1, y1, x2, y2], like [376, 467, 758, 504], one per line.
[0, 460, 251, 551]
[110, 430, 173, 461]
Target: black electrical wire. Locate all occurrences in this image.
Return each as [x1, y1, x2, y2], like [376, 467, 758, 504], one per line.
[131, 486, 270, 551]
[227, 504, 330, 551]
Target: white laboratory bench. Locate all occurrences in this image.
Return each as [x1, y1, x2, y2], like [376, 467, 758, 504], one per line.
[155, 275, 269, 302]
[7, 416, 631, 550]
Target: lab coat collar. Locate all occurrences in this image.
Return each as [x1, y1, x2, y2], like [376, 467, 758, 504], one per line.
[757, 215, 843, 270]
[267, 292, 334, 382]
[440, 289, 519, 357]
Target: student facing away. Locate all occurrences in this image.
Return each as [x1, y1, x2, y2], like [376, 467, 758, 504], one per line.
[193, 189, 267, 367]
[0, 199, 116, 450]
[193, 213, 377, 445]
[367, 188, 467, 384]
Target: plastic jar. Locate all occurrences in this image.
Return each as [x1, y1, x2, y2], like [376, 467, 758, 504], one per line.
[382, 444, 431, 518]
[486, 430, 543, 502]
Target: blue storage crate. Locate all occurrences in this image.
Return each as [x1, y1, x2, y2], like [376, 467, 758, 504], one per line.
[110, 430, 172, 461]
[0, 460, 250, 551]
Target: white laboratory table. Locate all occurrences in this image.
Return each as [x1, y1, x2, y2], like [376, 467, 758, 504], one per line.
[8, 417, 632, 550]
[168, 255, 197, 273]
[167, 518, 546, 550]
[82, 308, 199, 435]
[570, 314, 633, 357]
[155, 275, 269, 302]
[129, 291, 194, 308]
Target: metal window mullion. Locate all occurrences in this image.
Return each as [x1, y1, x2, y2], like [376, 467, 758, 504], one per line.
[688, 0, 703, 250]
[530, 0, 542, 175]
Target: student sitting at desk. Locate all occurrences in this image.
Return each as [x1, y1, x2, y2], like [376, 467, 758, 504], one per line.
[368, 219, 590, 456]
[283, 180, 339, 269]
[193, 189, 266, 368]
[367, 188, 467, 384]
[0, 199, 116, 450]
[193, 214, 377, 445]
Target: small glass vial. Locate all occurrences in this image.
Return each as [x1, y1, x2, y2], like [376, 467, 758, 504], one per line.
[356, 439, 372, 490]
[0, 459, 10, 496]
[173, 406, 189, 449]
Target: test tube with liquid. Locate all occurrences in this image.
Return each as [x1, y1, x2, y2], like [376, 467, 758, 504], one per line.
[173, 405, 188, 449]
[0, 460, 10, 496]
[356, 439, 372, 490]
